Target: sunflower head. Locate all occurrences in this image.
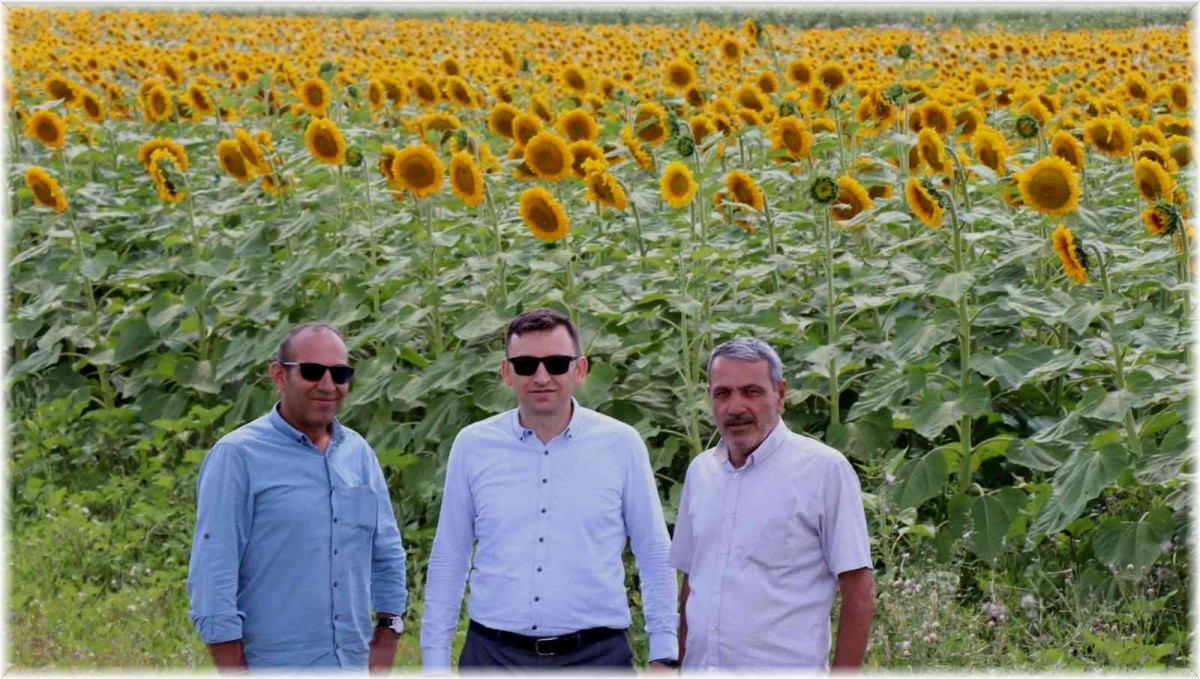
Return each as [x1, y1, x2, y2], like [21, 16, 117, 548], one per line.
[148, 148, 186, 203]
[216, 139, 257, 183]
[1049, 130, 1085, 171]
[557, 108, 599, 143]
[523, 132, 574, 181]
[305, 117, 347, 165]
[138, 137, 190, 171]
[634, 102, 669, 146]
[511, 113, 543, 148]
[1051, 223, 1089, 284]
[379, 144, 401, 184]
[1133, 158, 1174, 204]
[26, 109, 67, 149]
[448, 150, 484, 207]
[1016, 156, 1080, 218]
[585, 170, 628, 213]
[725, 170, 765, 211]
[24, 166, 68, 212]
[660, 161, 698, 209]
[1014, 113, 1040, 140]
[768, 116, 813, 162]
[519, 186, 570, 241]
[831, 176, 874, 223]
[905, 177, 945, 228]
[392, 145, 445, 198]
[810, 176, 838, 204]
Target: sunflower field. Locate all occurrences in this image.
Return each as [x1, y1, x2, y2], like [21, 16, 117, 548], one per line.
[5, 7, 1194, 670]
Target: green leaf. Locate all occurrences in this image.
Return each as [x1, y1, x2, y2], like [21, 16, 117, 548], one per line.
[452, 307, 506, 342]
[927, 271, 975, 303]
[957, 375, 991, 418]
[910, 388, 959, 440]
[113, 316, 159, 363]
[1030, 442, 1130, 536]
[970, 494, 1016, 563]
[971, 435, 1015, 471]
[1007, 439, 1070, 472]
[576, 360, 616, 407]
[80, 250, 119, 282]
[890, 316, 955, 363]
[846, 364, 906, 421]
[1063, 300, 1103, 334]
[174, 358, 219, 394]
[1078, 389, 1132, 423]
[1092, 508, 1175, 577]
[1000, 285, 1069, 326]
[892, 449, 949, 509]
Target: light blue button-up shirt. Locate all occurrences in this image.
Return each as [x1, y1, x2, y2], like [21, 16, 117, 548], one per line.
[420, 401, 678, 672]
[187, 404, 407, 670]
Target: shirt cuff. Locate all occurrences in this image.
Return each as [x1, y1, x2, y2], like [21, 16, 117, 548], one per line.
[421, 646, 452, 674]
[647, 632, 679, 663]
[192, 612, 243, 645]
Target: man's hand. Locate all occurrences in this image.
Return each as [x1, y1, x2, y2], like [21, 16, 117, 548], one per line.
[208, 639, 248, 673]
[368, 626, 401, 675]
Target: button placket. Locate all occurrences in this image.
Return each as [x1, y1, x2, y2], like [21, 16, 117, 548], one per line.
[532, 444, 552, 630]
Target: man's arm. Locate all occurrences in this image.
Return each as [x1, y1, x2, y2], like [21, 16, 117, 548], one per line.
[622, 431, 679, 666]
[419, 435, 476, 673]
[832, 568, 876, 669]
[678, 574, 690, 664]
[367, 452, 407, 674]
[187, 444, 251, 671]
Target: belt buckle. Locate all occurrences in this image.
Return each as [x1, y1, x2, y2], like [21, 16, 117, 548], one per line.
[534, 636, 560, 656]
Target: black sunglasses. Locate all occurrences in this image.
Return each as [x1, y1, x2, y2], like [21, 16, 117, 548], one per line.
[506, 355, 577, 376]
[280, 362, 355, 384]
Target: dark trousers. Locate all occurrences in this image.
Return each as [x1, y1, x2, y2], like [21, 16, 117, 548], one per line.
[458, 622, 635, 672]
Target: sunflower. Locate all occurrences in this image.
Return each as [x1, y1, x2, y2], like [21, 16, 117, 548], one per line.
[831, 176, 873, 222]
[736, 108, 763, 128]
[786, 58, 814, 86]
[1015, 156, 1080, 217]
[725, 170, 764, 211]
[1167, 135, 1193, 168]
[905, 177, 944, 228]
[1083, 116, 1133, 157]
[1143, 206, 1169, 235]
[1136, 125, 1168, 147]
[660, 161, 698, 209]
[568, 140, 605, 179]
[918, 100, 953, 136]
[137, 137, 189, 171]
[391, 145, 444, 198]
[1049, 130, 1085, 171]
[867, 183, 894, 200]
[809, 84, 830, 113]
[916, 128, 951, 175]
[1133, 158, 1174, 204]
[1051, 223, 1088, 284]
[1019, 98, 1051, 128]
[448, 150, 484, 207]
[144, 85, 173, 123]
[367, 78, 385, 111]
[720, 37, 743, 62]
[297, 77, 329, 116]
[444, 76, 475, 108]
[80, 90, 104, 122]
[523, 132, 574, 181]
[756, 71, 779, 95]
[148, 148, 186, 203]
[484, 102, 519, 141]
[634, 102, 669, 146]
[690, 114, 720, 146]
[304, 117, 346, 166]
[530, 93, 555, 123]
[1167, 82, 1190, 112]
[379, 144, 401, 184]
[216, 139, 256, 182]
[817, 63, 847, 91]
[734, 83, 768, 113]
[519, 186, 570, 241]
[233, 128, 267, 173]
[620, 125, 654, 170]
[1135, 144, 1178, 173]
[954, 107, 983, 140]
[25, 109, 67, 149]
[768, 116, 813, 162]
[664, 58, 696, 91]
[410, 74, 439, 105]
[24, 166, 67, 212]
[557, 108, 599, 142]
[381, 76, 408, 107]
[972, 126, 1010, 173]
[560, 64, 590, 94]
[512, 113, 543, 148]
[685, 86, 705, 108]
[585, 168, 628, 213]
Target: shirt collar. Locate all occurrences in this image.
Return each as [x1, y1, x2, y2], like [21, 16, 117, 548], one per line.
[268, 401, 345, 449]
[714, 418, 789, 470]
[510, 397, 585, 443]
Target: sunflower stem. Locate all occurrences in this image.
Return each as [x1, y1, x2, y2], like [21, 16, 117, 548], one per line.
[690, 142, 707, 247]
[947, 193, 974, 494]
[629, 197, 648, 273]
[182, 187, 211, 365]
[565, 232, 578, 328]
[103, 119, 120, 191]
[362, 165, 380, 316]
[1089, 244, 1142, 458]
[483, 179, 508, 306]
[830, 93, 847, 174]
[420, 199, 445, 356]
[764, 196, 780, 294]
[66, 211, 116, 410]
[821, 207, 840, 433]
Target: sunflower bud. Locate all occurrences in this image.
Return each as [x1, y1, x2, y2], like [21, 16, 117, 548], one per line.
[883, 83, 906, 105]
[675, 134, 696, 157]
[318, 61, 337, 79]
[1015, 114, 1040, 140]
[455, 128, 470, 150]
[778, 101, 798, 118]
[345, 84, 358, 99]
[345, 145, 363, 168]
[896, 43, 913, 60]
[922, 178, 949, 209]
[810, 176, 837, 204]
[1154, 200, 1185, 236]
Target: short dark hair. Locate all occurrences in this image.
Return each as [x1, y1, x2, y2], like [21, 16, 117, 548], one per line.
[275, 322, 344, 363]
[505, 308, 581, 355]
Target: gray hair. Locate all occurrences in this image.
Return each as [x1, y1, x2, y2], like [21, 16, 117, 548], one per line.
[275, 322, 345, 363]
[706, 337, 784, 387]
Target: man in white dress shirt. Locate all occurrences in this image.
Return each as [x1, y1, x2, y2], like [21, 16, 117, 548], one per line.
[670, 337, 876, 671]
[420, 308, 679, 672]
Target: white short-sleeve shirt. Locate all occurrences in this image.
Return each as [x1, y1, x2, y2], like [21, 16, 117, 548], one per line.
[669, 420, 873, 672]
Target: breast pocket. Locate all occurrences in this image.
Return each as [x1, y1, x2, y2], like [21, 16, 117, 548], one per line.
[334, 485, 377, 534]
[746, 517, 798, 568]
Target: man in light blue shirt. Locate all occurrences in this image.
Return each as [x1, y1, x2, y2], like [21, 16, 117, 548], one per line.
[187, 322, 407, 671]
[420, 308, 678, 672]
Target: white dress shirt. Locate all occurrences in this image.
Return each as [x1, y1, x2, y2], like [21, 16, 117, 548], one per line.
[670, 420, 872, 672]
[420, 401, 678, 672]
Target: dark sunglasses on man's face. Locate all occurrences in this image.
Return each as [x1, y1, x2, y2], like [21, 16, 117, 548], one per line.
[506, 355, 577, 376]
[281, 362, 355, 385]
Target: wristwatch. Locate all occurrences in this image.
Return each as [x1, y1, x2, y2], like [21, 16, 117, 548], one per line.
[650, 658, 680, 668]
[376, 614, 404, 634]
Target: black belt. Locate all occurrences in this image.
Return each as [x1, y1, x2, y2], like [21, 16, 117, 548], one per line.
[469, 620, 625, 657]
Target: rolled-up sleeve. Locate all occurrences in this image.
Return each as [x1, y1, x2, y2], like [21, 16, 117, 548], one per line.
[368, 452, 408, 616]
[187, 443, 251, 644]
[821, 457, 873, 577]
[623, 432, 679, 662]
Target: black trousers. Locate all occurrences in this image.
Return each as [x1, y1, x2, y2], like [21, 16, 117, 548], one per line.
[458, 622, 635, 672]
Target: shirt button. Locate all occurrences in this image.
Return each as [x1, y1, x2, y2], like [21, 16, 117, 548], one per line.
[333, 549, 338, 555]
[542, 478, 547, 483]
[537, 567, 543, 572]
[543, 450, 549, 455]
[335, 614, 341, 620]
[538, 537, 544, 543]
[333, 518, 339, 523]
[333, 582, 338, 588]
[532, 625, 538, 631]
[534, 597, 540, 602]
[541, 508, 547, 514]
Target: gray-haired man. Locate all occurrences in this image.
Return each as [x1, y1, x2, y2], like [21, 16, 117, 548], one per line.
[669, 337, 876, 671]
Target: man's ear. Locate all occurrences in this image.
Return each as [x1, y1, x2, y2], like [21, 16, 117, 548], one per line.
[501, 357, 515, 388]
[775, 379, 787, 410]
[269, 361, 286, 389]
[575, 355, 589, 380]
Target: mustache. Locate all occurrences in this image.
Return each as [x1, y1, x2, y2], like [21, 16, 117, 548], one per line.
[723, 415, 755, 427]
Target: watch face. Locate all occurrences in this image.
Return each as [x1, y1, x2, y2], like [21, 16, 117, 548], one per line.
[387, 617, 404, 634]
